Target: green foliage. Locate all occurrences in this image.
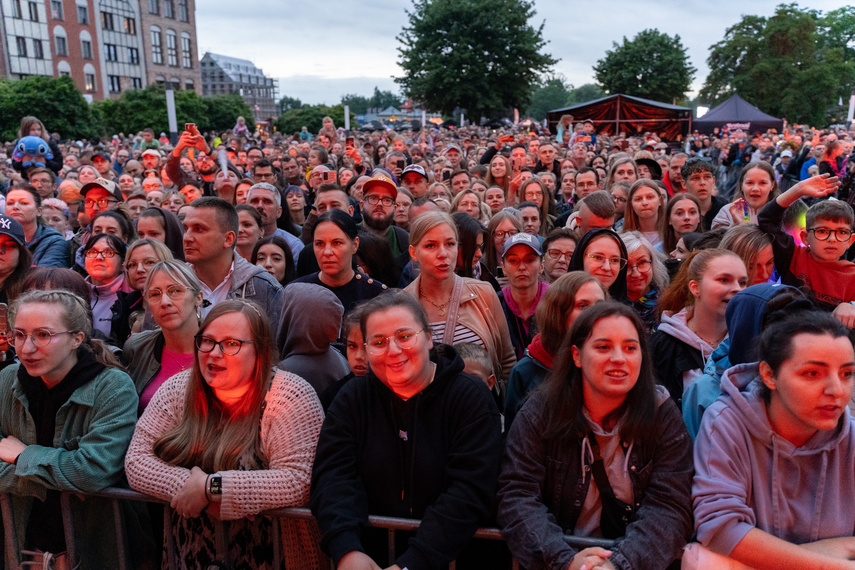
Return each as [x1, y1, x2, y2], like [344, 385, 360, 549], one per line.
[204, 94, 254, 132]
[594, 29, 696, 103]
[274, 104, 355, 136]
[94, 85, 254, 135]
[0, 76, 100, 141]
[369, 87, 402, 110]
[396, 0, 556, 118]
[279, 95, 302, 113]
[526, 77, 606, 120]
[341, 93, 370, 114]
[700, 3, 855, 126]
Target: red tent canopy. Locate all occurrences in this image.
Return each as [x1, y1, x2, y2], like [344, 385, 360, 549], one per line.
[548, 94, 692, 141]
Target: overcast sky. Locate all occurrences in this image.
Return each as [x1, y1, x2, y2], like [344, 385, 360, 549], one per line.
[196, 0, 844, 106]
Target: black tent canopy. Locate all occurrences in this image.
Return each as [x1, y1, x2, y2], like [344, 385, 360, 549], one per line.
[547, 94, 692, 141]
[694, 94, 783, 135]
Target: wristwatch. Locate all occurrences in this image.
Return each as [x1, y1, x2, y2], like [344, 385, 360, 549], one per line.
[208, 474, 222, 496]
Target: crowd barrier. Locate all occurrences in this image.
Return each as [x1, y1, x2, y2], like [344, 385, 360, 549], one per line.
[0, 487, 614, 569]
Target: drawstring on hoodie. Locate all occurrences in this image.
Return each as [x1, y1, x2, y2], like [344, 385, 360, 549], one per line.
[810, 450, 830, 541]
[581, 435, 593, 485]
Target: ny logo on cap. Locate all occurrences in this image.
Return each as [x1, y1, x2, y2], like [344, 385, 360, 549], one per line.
[0, 218, 11, 230]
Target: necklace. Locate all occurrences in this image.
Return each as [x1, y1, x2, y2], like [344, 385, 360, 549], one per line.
[687, 316, 725, 349]
[419, 281, 450, 316]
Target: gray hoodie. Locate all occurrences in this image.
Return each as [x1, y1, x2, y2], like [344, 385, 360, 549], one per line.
[693, 362, 855, 556]
[276, 283, 350, 397]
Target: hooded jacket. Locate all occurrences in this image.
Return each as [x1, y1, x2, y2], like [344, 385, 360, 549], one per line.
[310, 345, 503, 570]
[504, 333, 552, 432]
[649, 308, 716, 410]
[693, 363, 855, 556]
[27, 223, 69, 268]
[276, 283, 350, 397]
[568, 228, 628, 301]
[682, 284, 811, 438]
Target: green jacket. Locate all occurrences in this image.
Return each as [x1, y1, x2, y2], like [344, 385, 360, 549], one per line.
[0, 363, 139, 568]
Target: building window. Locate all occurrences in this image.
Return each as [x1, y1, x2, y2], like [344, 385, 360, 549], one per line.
[59, 69, 70, 77]
[105, 43, 117, 61]
[33, 39, 43, 59]
[55, 35, 67, 56]
[148, 0, 158, 14]
[11, 0, 22, 18]
[81, 39, 92, 59]
[124, 17, 135, 34]
[178, 0, 188, 22]
[85, 72, 96, 91]
[150, 28, 162, 64]
[132, 77, 142, 89]
[28, 1, 38, 21]
[164, 0, 173, 18]
[166, 30, 177, 67]
[128, 47, 139, 64]
[50, 0, 62, 19]
[101, 11, 114, 30]
[181, 34, 192, 68]
[108, 75, 121, 93]
[77, 5, 87, 24]
[15, 37, 27, 57]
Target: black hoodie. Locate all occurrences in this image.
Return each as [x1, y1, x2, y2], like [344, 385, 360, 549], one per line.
[310, 345, 503, 570]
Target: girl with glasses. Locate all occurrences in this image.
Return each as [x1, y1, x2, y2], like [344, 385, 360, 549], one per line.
[82, 233, 131, 340]
[0, 289, 152, 569]
[126, 299, 325, 569]
[569, 228, 630, 300]
[620, 231, 670, 333]
[311, 291, 504, 569]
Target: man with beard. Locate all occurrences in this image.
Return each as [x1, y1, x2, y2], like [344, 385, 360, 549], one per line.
[246, 182, 303, 264]
[360, 170, 409, 258]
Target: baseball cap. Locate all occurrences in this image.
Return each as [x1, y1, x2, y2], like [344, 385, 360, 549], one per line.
[0, 214, 26, 246]
[362, 171, 398, 199]
[81, 178, 123, 201]
[401, 164, 428, 181]
[446, 144, 462, 154]
[141, 149, 161, 159]
[502, 232, 542, 259]
[92, 152, 111, 162]
[780, 149, 793, 158]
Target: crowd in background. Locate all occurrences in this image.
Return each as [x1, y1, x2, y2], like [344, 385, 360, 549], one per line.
[0, 111, 855, 569]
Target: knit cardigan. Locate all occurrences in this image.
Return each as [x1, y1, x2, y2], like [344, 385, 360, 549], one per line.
[125, 368, 327, 569]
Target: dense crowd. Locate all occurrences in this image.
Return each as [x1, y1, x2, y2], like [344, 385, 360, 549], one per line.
[1, 111, 855, 569]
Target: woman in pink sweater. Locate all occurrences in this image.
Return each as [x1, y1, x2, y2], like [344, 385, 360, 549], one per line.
[125, 299, 325, 569]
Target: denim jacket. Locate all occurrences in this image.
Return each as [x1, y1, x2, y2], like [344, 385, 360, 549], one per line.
[497, 387, 694, 570]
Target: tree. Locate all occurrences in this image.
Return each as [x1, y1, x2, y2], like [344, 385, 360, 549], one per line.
[594, 29, 695, 103]
[396, 0, 556, 118]
[204, 94, 254, 132]
[279, 95, 302, 113]
[700, 3, 855, 126]
[368, 87, 402, 111]
[275, 104, 355, 136]
[567, 84, 605, 106]
[0, 76, 100, 141]
[525, 75, 573, 121]
[341, 93, 370, 114]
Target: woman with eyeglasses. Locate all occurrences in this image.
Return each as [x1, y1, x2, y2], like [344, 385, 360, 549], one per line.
[0, 289, 150, 569]
[484, 209, 524, 288]
[621, 231, 670, 333]
[82, 233, 131, 340]
[126, 299, 325, 569]
[109, 238, 173, 348]
[123, 259, 199, 413]
[311, 291, 504, 570]
[651, 249, 748, 409]
[569, 227, 630, 300]
[5, 186, 69, 268]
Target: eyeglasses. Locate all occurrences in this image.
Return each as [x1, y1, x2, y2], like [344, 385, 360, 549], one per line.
[808, 227, 853, 241]
[194, 335, 253, 356]
[84, 249, 119, 259]
[363, 195, 395, 207]
[126, 258, 159, 271]
[146, 285, 188, 303]
[612, 196, 627, 204]
[84, 198, 119, 208]
[12, 328, 76, 347]
[546, 248, 574, 261]
[365, 328, 425, 355]
[494, 229, 519, 240]
[586, 253, 628, 269]
[627, 259, 652, 274]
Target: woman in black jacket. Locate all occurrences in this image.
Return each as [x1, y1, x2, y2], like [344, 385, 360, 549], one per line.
[310, 291, 503, 570]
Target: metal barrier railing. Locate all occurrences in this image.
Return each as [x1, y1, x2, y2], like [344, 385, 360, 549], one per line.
[2, 487, 614, 569]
